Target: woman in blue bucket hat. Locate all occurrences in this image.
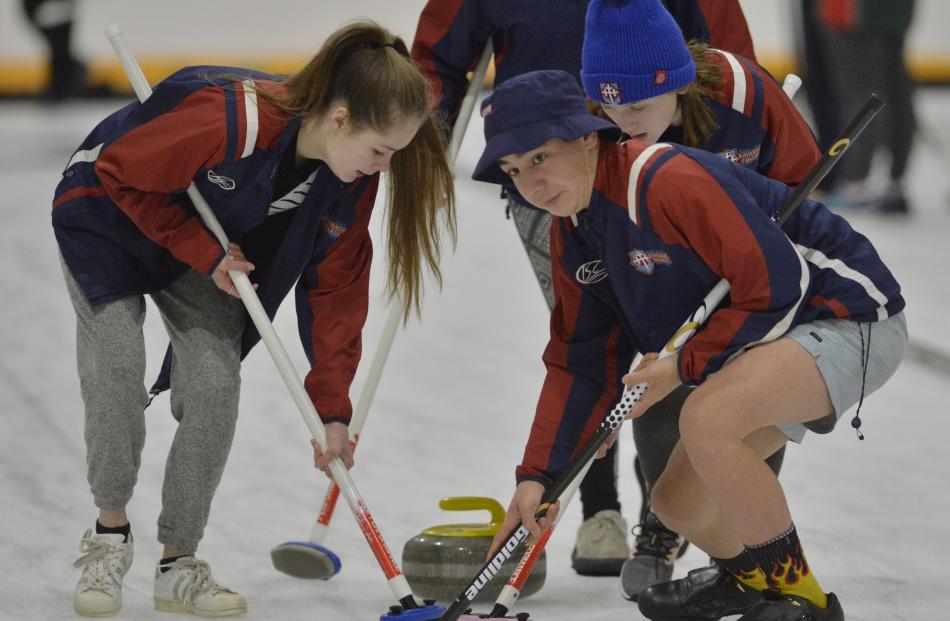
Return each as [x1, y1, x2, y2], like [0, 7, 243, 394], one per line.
[478, 69, 906, 621]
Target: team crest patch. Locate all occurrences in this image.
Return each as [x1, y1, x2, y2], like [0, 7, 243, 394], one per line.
[654, 70, 668, 86]
[321, 216, 347, 239]
[718, 145, 761, 166]
[576, 260, 608, 284]
[628, 249, 672, 275]
[599, 81, 622, 104]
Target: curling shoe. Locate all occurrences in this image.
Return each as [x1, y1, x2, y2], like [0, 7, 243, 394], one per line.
[737, 591, 844, 620]
[74, 529, 134, 617]
[154, 555, 246, 617]
[620, 511, 686, 601]
[571, 509, 629, 576]
[638, 564, 763, 620]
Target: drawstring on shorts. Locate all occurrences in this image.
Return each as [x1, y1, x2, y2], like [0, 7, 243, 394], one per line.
[852, 322, 873, 440]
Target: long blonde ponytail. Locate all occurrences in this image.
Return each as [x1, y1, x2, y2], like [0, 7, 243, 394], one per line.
[253, 20, 456, 320]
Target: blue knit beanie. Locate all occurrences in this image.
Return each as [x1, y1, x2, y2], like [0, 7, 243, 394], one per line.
[581, 0, 696, 105]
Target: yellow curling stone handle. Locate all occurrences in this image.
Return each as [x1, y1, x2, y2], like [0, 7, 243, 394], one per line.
[421, 496, 506, 538]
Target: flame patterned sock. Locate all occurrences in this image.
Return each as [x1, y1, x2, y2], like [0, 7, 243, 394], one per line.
[745, 524, 828, 609]
[711, 550, 770, 592]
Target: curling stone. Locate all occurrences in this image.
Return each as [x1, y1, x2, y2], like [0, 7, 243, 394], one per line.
[402, 497, 546, 604]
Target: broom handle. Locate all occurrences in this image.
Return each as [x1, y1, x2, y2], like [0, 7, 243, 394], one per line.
[308, 40, 494, 545]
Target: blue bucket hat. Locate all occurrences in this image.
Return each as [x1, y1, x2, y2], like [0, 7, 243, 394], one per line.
[472, 70, 622, 188]
[581, 0, 696, 105]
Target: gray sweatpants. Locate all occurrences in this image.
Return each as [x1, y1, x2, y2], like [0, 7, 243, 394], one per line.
[62, 260, 246, 552]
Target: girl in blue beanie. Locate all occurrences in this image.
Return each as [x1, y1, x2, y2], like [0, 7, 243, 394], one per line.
[582, 0, 819, 188]
[477, 69, 906, 621]
[580, 0, 828, 600]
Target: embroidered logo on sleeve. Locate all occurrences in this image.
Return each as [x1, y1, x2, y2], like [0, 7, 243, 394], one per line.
[575, 260, 608, 284]
[321, 216, 347, 239]
[599, 82, 622, 104]
[207, 169, 236, 190]
[628, 249, 672, 275]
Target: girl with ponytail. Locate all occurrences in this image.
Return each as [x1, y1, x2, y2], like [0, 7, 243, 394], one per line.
[53, 19, 453, 617]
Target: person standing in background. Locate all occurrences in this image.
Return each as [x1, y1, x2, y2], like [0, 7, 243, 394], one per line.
[20, 0, 87, 99]
[818, 0, 917, 214]
[795, 0, 842, 192]
[411, 0, 759, 580]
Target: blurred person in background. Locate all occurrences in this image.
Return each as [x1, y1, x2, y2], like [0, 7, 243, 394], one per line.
[818, 0, 917, 215]
[795, 0, 842, 192]
[20, 0, 112, 100]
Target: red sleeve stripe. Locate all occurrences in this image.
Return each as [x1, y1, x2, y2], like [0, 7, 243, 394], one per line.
[716, 50, 749, 115]
[410, 0, 467, 106]
[698, 0, 757, 61]
[239, 80, 259, 158]
[809, 294, 850, 319]
[53, 185, 107, 209]
[627, 144, 672, 226]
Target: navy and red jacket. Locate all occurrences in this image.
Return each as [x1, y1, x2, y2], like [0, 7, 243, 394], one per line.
[515, 140, 904, 484]
[52, 66, 379, 424]
[660, 47, 820, 186]
[411, 0, 756, 130]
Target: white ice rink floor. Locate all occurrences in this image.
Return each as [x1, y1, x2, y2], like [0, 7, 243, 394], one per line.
[1, 90, 949, 620]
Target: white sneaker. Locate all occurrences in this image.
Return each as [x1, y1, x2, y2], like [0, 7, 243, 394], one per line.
[570, 509, 630, 576]
[154, 555, 247, 617]
[73, 529, 134, 617]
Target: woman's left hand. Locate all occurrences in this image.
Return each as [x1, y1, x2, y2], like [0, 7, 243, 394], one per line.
[311, 422, 354, 478]
[621, 354, 681, 420]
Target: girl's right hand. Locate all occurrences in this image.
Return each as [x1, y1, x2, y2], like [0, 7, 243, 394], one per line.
[487, 480, 559, 557]
[212, 243, 256, 298]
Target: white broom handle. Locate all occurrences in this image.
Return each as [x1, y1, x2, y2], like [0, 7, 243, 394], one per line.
[447, 41, 493, 166]
[351, 40, 493, 436]
[306, 41, 494, 546]
[348, 40, 493, 435]
[782, 73, 803, 99]
[106, 24, 415, 602]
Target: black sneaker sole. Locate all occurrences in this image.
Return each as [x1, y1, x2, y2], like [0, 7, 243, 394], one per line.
[571, 554, 625, 576]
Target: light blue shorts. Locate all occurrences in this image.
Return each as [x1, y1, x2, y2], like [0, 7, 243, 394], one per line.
[778, 312, 907, 443]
